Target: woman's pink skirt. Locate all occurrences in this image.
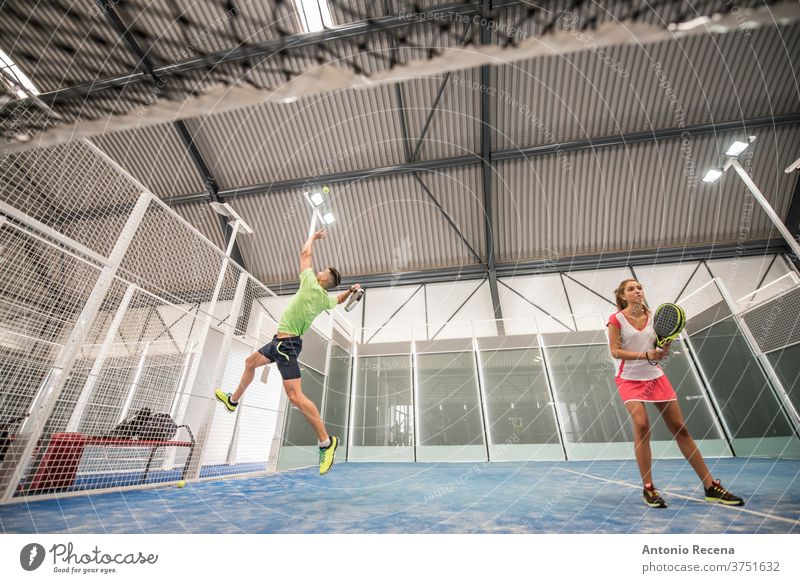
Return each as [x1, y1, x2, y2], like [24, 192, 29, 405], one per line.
[615, 374, 677, 404]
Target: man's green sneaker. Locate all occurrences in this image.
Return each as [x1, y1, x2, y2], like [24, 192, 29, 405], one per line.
[319, 436, 339, 475]
[215, 389, 238, 412]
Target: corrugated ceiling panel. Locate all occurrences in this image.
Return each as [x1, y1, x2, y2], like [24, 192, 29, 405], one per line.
[225, 190, 309, 288]
[212, 164, 484, 285]
[113, 1, 466, 92]
[0, 2, 138, 92]
[109, 1, 469, 97]
[93, 125, 206, 199]
[117, 0, 298, 65]
[327, 1, 454, 26]
[185, 83, 407, 188]
[400, 67, 481, 161]
[493, 23, 800, 151]
[170, 200, 226, 251]
[44, 83, 162, 126]
[494, 124, 800, 262]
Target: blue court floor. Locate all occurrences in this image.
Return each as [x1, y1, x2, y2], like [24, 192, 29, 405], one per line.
[1, 457, 798, 534]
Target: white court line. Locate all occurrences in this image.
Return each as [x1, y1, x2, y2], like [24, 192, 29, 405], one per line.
[555, 467, 800, 528]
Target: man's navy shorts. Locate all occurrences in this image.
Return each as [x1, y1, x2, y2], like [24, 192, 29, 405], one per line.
[258, 335, 303, 380]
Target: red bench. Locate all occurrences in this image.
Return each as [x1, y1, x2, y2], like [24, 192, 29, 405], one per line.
[27, 429, 195, 492]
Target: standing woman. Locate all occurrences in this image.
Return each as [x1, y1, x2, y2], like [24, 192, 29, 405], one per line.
[607, 279, 744, 508]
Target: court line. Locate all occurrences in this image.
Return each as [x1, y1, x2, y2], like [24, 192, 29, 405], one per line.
[555, 467, 800, 527]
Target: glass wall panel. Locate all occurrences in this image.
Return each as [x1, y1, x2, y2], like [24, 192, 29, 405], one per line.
[765, 344, 800, 418]
[658, 339, 726, 444]
[323, 344, 352, 459]
[689, 318, 800, 457]
[545, 344, 632, 451]
[282, 366, 325, 447]
[416, 352, 485, 460]
[350, 354, 413, 461]
[479, 348, 559, 441]
[545, 339, 733, 460]
[277, 365, 326, 470]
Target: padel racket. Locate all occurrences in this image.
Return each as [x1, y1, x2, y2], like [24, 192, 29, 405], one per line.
[648, 303, 686, 364]
[345, 287, 364, 312]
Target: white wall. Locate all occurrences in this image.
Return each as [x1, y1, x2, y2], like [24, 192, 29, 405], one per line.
[260, 254, 795, 341]
[706, 255, 791, 304]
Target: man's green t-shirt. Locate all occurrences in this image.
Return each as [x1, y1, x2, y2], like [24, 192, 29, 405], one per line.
[277, 268, 338, 336]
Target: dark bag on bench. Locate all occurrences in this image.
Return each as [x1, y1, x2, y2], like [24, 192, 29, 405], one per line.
[105, 408, 178, 441]
[140, 412, 178, 441]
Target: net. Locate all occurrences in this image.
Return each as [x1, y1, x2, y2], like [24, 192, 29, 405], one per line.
[2, 0, 795, 151]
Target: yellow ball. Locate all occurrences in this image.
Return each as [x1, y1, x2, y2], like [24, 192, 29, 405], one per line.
[176, 480, 186, 488]
[322, 186, 330, 193]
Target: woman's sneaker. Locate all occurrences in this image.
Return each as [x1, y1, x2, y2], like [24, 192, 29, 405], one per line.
[643, 483, 667, 508]
[704, 479, 744, 505]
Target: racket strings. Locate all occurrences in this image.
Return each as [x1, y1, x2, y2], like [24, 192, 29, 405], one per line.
[654, 306, 682, 336]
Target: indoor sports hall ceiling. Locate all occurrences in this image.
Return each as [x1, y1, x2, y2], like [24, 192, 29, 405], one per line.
[1, 1, 799, 292]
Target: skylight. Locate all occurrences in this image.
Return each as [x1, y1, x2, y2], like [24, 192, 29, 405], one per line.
[294, 0, 333, 33]
[0, 48, 40, 98]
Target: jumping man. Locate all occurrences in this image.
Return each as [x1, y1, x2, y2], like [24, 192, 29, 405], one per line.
[215, 228, 360, 474]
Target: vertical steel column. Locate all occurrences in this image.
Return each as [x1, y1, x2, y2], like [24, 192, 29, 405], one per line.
[479, 0, 504, 335]
[411, 328, 419, 462]
[173, 220, 243, 427]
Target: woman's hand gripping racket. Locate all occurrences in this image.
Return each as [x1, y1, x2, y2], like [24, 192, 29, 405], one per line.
[648, 303, 686, 365]
[345, 285, 364, 312]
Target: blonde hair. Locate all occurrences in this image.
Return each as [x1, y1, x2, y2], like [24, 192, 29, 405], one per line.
[614, 279, 650, 313]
